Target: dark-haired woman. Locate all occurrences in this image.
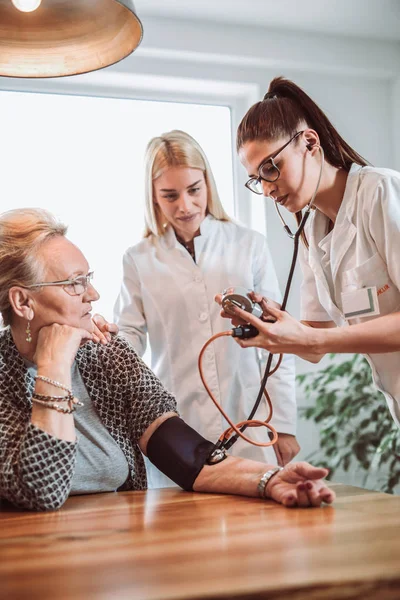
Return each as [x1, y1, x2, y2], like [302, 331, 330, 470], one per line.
[219, 77, 400, 429]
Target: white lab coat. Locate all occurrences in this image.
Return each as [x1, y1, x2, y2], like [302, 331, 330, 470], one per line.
[300, 163, 400, 427]
[114, 215, 296, 488]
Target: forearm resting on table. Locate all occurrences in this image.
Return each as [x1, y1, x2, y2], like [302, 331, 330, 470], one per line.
[309, 312, 400, 355]
[140, 414, 268, 497]
[193, 455, 268, 497]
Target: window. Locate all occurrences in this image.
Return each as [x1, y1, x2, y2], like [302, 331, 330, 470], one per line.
[0, 90, 234, 323]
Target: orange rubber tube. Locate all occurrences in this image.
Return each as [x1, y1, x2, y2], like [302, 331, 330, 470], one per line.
[198, 331, 283, 448]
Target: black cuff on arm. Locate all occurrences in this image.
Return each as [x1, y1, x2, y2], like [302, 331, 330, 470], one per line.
[146, 416, 216, 490]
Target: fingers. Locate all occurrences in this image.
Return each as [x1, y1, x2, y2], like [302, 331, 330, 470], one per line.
[293, 462, 330, 480]
[248, 291, 282, 308]
[303, 481, 335, 506]
[304, 481, 325, 506]
[247, 292, 282, 321]
[281, 493, 297, 508]
[297, 481, 331, 508]
[223, 312, 248, 326]
[92, 313, 119, 335]
[92, 322, 110, 345]
[260, 302, 281, 321]
[280, 481, 335, 508]
[234, 337, 264, 350]
[295, 482, 312, 508]
[79, 328, 96, 341]
[91, 314, 118, 344]
[232, 306, 262, 327]
[92, 313, 107, 329]
[79, 327, 98, 347]
[106, 322, 119, 334]
[248, 291, 264, 304]
[322, 492, 335, 504]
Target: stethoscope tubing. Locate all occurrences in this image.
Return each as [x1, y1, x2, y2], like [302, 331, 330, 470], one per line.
[221, 148, 324, 451]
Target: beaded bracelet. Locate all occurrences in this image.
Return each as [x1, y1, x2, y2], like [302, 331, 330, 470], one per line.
[32, 392, 84, 408]
[32, 395, 76, 414]
[35, 375, 72, 395]
[33, 392, 73, 402]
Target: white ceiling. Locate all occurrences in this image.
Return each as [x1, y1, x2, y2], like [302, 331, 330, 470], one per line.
[134, 0, 400, 42]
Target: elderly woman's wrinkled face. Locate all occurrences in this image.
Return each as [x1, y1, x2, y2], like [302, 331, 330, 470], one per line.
[30, 236, 99, 334]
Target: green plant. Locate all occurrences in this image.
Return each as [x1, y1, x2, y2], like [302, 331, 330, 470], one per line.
[297, 353, 400, 494]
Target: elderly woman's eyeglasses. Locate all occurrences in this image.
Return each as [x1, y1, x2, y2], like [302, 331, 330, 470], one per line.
[245, 131, 304, 195]
[26, 271, 94, 296]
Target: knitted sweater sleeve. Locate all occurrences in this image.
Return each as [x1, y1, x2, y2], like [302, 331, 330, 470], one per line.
[99, 335, 178, 442]
[0, 399, 77, 511]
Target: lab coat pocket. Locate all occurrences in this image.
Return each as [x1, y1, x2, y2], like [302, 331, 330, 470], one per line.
[342, 252, 400, 316]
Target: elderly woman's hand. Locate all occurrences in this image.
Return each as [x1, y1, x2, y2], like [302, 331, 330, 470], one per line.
[265, 462, 334, 508]
[91, 314, 119, 345]
[34, 324, 94, 370]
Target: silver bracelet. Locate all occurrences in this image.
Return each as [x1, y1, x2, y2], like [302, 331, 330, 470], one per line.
[35, 375, 72, 395]
[257, 466, 283, 499]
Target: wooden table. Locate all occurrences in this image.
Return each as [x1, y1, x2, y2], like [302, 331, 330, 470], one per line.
[1, 483, 400, 600]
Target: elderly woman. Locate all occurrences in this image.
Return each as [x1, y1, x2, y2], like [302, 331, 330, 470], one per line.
[0, 208, 335, 511]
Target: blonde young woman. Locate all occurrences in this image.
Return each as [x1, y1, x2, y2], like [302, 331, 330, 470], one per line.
[114, 130, 299, 489]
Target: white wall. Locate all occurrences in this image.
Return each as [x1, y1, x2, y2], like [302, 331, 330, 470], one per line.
[1, 14, 400, 487]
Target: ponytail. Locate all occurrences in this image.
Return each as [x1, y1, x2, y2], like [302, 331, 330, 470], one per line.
[237, 76, 368, 170]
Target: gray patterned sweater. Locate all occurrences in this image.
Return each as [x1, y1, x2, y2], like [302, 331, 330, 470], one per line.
[0, 328, 177, 511]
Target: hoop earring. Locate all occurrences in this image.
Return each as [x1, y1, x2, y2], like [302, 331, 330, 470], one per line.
[26, 320, 32, 343]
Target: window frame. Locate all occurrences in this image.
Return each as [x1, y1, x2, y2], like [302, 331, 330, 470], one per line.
[0, 69, 265, 235]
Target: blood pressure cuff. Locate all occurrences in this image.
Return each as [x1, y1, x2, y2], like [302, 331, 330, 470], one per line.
[146, 416, 216, 491]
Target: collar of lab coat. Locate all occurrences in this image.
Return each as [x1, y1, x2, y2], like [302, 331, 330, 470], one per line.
[307, 163, 363, 323]
[159, 214, 216, 250]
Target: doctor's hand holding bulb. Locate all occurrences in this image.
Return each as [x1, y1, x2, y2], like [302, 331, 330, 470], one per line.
[114, 130, 300, 487]
[218, 291, 325, 363]
[219, 76, 400, 430]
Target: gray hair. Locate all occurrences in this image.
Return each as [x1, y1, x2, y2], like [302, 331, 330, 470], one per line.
[0, 208, 67, 326]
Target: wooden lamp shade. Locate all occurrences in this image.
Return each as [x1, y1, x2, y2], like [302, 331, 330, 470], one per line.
[0, 0, 143, 78]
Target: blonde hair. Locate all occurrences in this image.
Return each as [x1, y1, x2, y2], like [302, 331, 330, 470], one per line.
[0, 208, 67, 326]
[143, 130, 231, 237]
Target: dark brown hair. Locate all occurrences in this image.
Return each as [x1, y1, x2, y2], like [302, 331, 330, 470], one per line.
[237, 76, 368, 169]
[237, 77, 369, 244]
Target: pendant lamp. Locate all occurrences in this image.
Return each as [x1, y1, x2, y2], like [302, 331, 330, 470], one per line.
[0, 0, 143, 78]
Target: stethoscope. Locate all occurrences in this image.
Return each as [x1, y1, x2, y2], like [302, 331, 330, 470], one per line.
[275, 145, 325, 241]
[204, 146, 325, 460]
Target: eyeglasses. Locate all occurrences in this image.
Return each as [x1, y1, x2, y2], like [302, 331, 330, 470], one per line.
[26, 271, 94, 296]
[245, 131, 304, 195]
